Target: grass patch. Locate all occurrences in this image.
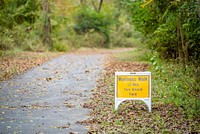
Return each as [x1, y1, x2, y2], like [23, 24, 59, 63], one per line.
[150, 54, 200, 118]
[154, 66, 200, 118]
[0, 49, 23, 57]
[114, 48, 149, 62]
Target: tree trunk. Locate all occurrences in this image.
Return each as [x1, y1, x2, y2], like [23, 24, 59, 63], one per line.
[178, 0, 189, 68]
[177, 14, 189, 69]
[177, 25, 182, 61]
[80, 0, 84, 5]
[98, 0, 103, 12]
[184, 41, 189, 64]
[42, 0, 52, 46]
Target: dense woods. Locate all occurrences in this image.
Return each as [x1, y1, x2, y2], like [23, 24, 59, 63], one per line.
[0, 0, 139, 52]
[1, 0, 199, 63]
[0, 0, 199, 119]
[116, 0, 200, 65]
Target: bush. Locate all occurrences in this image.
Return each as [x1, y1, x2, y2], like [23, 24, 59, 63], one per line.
[78, 32, 106, 48]
[0, 37, 14, 50]
[51, 40, 70, 52]
[111, 23, 142, 47]
[0, 23, 42, 51]
[73, 7, 114, 48]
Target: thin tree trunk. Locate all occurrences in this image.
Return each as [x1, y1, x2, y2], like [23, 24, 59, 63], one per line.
[80, 0, 84, 5]
[178, 0, 189, 67]
[178, 14, 189, 69]
[98, 0, 103, 12]
[177, 25, 182, 61]
[42, 0, 52, 46]
[179, 20, 186, 68]
[184, 42, 189, 64]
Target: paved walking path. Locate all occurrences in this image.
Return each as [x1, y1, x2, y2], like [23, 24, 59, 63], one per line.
[0, 52, 106, 134]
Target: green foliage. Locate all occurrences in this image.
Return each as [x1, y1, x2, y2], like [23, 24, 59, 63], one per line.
[88, 46, 199, 133]
[0, 36, 15, 51]
[77, 32, 106, 48]
[0, 0, 39, 28]
[117, 0, 200, 64]
[181, 0, 200, 62]
[0, 26, 26, 50]
[0, 0, 41, 52]
[0, 49, 22, 57]
[149, 51, 164, 75]
[111, 23, 142, 47]
[0, 0, 75, 52]
[51, 40, 70, 52]
[14, 0, 39, 24]
[149, 52, 200, 118]
[152, 13, 177, 58]
[73, 7, 114, 47]
[115, 48, 149, 62]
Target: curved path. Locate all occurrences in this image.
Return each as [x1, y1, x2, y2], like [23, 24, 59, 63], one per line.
[0, 48, 132, 134]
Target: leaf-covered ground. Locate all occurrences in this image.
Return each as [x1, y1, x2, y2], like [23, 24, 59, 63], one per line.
[83, 57, 200, 133]
[1, 49, 199, 133]
[0, 52, 64, 81]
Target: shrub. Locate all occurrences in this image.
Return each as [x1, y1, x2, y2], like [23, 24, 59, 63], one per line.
[0, 37, 14, 50]
[111, 23, 142, 47]
[51, 40, 70, 52]
[78, 32, 106, 48]
[73, 7, 114, 48]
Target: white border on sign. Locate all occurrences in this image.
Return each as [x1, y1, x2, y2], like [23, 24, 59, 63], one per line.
[115, 72, 152, 112]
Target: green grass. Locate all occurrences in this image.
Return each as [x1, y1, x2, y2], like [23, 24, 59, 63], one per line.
[152, 60, 200, 118]
[0, 49, 23, 57]
[114, 48, 149, 62]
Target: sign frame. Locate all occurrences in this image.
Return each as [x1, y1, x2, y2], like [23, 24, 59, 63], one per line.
[115, 72, 151, 112]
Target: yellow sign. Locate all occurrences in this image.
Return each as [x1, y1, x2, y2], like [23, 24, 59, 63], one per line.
[117, 75, 149, 98]
[115, 72, 151, 112]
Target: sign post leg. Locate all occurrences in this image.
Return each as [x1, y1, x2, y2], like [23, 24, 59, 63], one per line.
[143, 99, 151, 112]
[115, 99, 124, 110]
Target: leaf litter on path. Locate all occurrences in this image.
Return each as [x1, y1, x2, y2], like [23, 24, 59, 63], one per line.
[0, 49, 113, 134]
[0, 52, 64, 81]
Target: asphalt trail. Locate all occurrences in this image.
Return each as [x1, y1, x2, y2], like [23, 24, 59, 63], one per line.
[0, 53, 105, 134]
